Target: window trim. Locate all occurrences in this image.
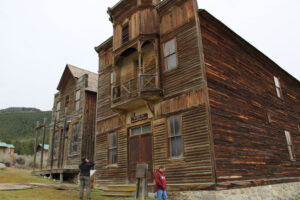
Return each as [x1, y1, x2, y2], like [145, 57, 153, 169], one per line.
[284, 130, 296, 161]
[75, 90, 81, 111]
[163, 38, 178, 71]
[167, 115, 184, 158]
[122, 23, 130, 44]
[70, 123, 79, 154]
[108, 132, 118, 165]
[56, 101, 61, 120]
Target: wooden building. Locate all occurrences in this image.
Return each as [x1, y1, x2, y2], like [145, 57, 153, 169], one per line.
[0, 142, 15, 167]
[94, 0, 300, 195]
[47, 64, 97, 179]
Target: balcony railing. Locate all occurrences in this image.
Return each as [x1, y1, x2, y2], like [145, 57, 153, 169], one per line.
[112, 73, 159, 101]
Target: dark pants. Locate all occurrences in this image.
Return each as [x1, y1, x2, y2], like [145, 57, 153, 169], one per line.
[80, 176, 91, 200]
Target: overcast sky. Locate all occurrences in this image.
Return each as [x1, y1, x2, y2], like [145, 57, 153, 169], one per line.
[0, 0, 299, 111]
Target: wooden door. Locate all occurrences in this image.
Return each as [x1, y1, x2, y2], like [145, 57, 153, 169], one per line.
[128, 133, 153, 183]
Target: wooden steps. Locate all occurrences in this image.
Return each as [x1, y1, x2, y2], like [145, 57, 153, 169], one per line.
[102, 185, 136, 197]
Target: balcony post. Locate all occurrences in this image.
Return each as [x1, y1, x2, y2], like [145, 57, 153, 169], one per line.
[154, 38, 160, 89]
[138, 40, 143, 94]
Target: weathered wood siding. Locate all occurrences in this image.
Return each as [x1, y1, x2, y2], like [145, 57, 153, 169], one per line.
[199, 10, 300, 188]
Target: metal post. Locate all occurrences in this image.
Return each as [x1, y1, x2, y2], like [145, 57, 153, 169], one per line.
[33, 121, 39, 172]
[60, 108, 67, 168]
[40, 118, 47, 171]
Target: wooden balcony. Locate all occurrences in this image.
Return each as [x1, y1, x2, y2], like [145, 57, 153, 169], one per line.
[111, 73, 162, 111]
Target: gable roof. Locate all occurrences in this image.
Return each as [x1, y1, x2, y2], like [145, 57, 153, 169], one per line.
[57, 64, 98, 93]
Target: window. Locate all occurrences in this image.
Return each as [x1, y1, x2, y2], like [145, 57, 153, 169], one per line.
[53, 131, 59, 158]
[56, 102, 61, 119]
[274, 76, 282, 98]
[108, 132, 117, 165]
[65, 96, 70, 112]
[284, 130, 295, 161]
[168, 116, 183, 157]
[122, 24, 129, 44]
[75, 90, 80, 111]
[163, 39, 177, 71]
[267, 112, 271, 124]
[130, 124, 151, 136]
[71, 123, 79, 153]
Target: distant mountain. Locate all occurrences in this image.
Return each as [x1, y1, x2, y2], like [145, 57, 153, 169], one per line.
[0, 108, 52, 155]
[0, 107, 41, 113]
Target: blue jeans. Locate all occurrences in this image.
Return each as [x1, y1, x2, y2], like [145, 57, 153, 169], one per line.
[156, 190, 168, 200]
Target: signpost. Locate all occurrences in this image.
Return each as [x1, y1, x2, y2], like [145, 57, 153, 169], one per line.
[135, 164, 148, 200]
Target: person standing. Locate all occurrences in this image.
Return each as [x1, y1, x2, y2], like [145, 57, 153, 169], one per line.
[155, 166, 168, 200]
[79, 158, 95, 200]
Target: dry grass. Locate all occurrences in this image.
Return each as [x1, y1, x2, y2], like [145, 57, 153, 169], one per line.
[0, 168, 154, 200]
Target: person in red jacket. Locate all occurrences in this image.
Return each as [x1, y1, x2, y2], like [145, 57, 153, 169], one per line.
[155, 166, 168, 200]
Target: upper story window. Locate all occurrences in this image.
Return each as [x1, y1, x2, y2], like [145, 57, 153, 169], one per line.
[71, 123, 79, 153]
[56, 102, 61, 119]
[65, 96, 70, 112]
[284, 130, 295, 161]
[167, 115, 183, 158]
[274, 76, 282, 98]
[163, 39, 177, 71]
[122, 24, 129, 44]
[75, 90, 80, 111]
[108, 132, 118, 165]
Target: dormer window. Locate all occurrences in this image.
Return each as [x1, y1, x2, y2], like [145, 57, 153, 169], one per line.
[122, 24, 129, 44]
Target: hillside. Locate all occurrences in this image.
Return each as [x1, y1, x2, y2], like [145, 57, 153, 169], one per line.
[0, 108, 52, 155]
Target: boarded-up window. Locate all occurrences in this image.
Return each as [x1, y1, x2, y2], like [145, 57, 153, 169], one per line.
[53, 131, 59, 158]
[108, 132, 117, 164]
[75, 90, 80, 111]
[164, 39, 177, 71]
[72, 123, 79, 153]
[274, 76, 282, 98]
[56, 102, 61, 119]
[122, 24, 129, 44]
[168, 116, 183, 157]
[284, 130, 295, 161]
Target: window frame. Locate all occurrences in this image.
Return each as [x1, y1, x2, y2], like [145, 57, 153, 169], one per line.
[108, 132, 118, 165]
[167, 115, 183, 158]
[122, 23, 129, 44]
[273, 76, 282, 98]
[75, 90, 81, 111]
[71, 123, 79, 154]
[56, 101, 61, 120]
[163, 38, 178, 71]
[65, 95, 70, 112]
[284, 130, 296, 161]
[130, 123, 152, 137]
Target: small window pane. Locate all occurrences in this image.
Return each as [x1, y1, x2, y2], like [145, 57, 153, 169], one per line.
[169, 40, 175, 54]
[170, 138, 176, 157]
[285, 131, 291, 145]
[169, 117, 174, 136]
[164, 43, 169, 56]
[288, 146, 294, 160]
[174, 116, 181, 136]
[113, 149, 117, 163]
[276, 88, 281, 98]
[274, 76, 280, 87]
[170, 54, 177, 69]
[176, 136, 182, 155]
[131, 127, 141, 136]
[76, 90, 80, 100]
[113, 132, 117, 147]
[142, 124, 151, 133]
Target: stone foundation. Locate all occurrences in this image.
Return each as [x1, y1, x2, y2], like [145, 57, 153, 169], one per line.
[166, 182, 300, 200]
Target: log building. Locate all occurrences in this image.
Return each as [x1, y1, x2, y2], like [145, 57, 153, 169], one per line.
[94, 0, 300, 197]
[46, 64, 97, 180]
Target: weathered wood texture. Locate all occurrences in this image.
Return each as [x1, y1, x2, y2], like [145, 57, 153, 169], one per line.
[199, 10, 300, 188]
[48, 66, 97, 171]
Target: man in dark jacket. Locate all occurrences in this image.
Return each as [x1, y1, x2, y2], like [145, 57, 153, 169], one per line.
[79, 158, 95, 200]
[155, 166, 168, 200]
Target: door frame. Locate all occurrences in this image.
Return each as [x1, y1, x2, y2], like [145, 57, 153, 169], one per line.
[127, 120, 154, 182]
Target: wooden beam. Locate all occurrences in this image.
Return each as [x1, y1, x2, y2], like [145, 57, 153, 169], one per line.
[33, 121, 39, 172]
[40, 118, 47, 171]
[60, 108, 68, 168]
[50, 115, 57, 173]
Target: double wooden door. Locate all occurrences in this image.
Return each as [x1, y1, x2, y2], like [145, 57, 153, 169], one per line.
[128, 133, 153, 183]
